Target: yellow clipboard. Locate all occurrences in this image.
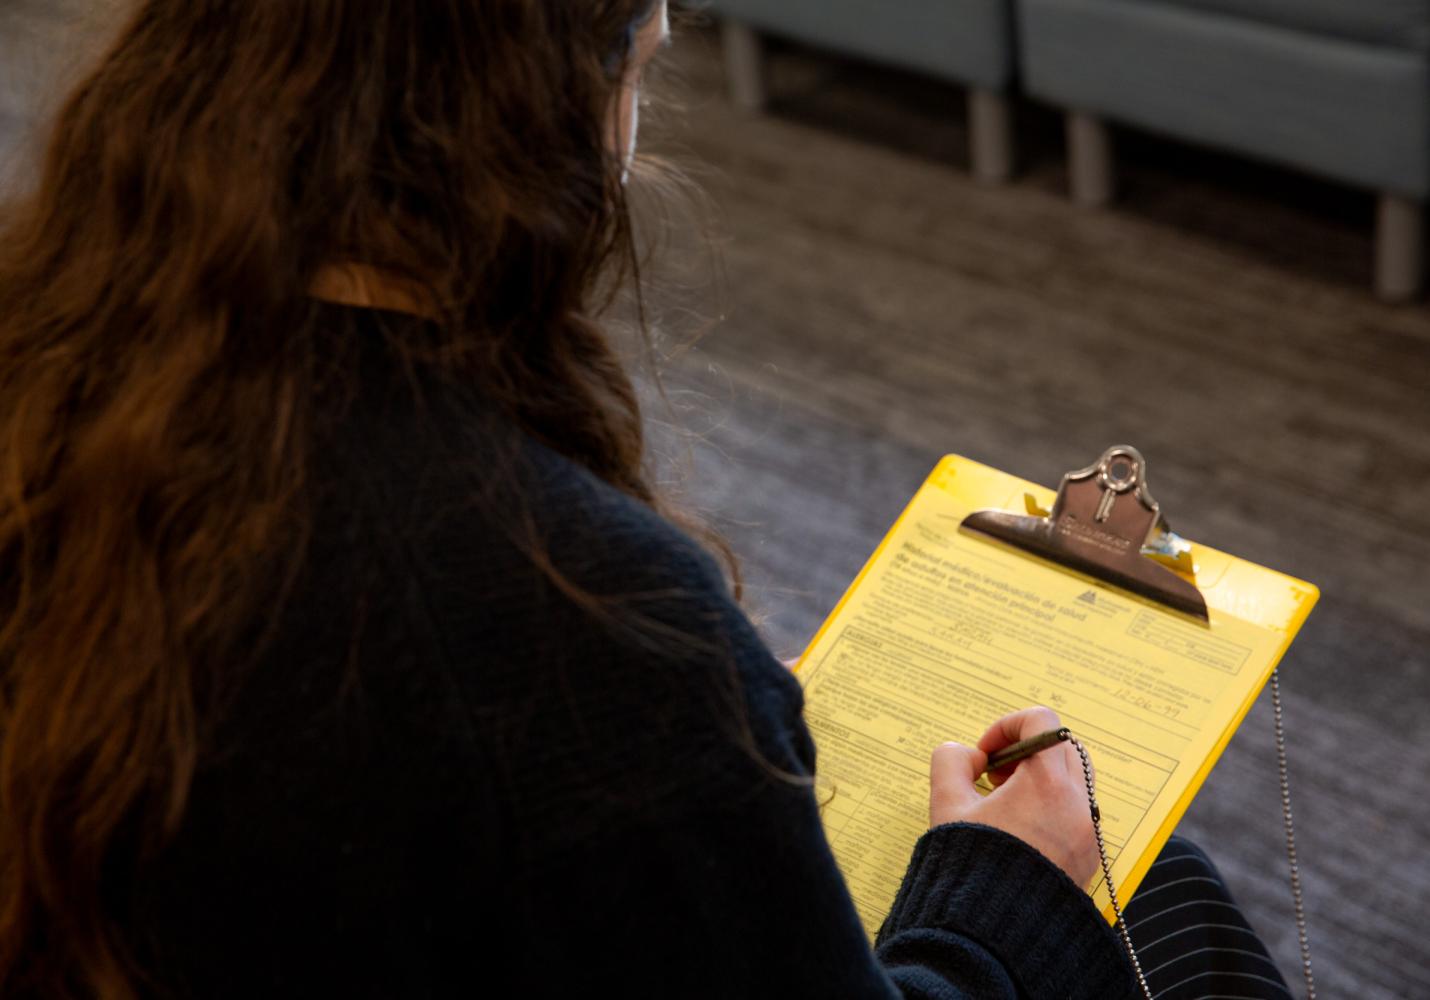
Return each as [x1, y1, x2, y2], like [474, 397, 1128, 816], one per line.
[793, 449, 1318, 933]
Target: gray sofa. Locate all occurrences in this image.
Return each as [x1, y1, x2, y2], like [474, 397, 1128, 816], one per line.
[1019, 0, 1430, 300]
[707, 0, 1430, 301]
[703, 0, 1020, 182]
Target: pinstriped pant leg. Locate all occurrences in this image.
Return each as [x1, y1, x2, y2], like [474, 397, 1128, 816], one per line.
[1121, 837, 1292, 1000]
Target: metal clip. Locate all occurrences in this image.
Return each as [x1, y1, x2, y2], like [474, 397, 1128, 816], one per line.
[960, 446, 1209, 621]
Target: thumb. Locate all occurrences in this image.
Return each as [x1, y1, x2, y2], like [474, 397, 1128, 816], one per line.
[929, 741, 988, 826]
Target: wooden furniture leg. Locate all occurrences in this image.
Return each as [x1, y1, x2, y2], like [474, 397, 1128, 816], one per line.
[1376, 193, 1425, 303]
[1067, 111, 1115, 207]
[968, 89, 1014, 183]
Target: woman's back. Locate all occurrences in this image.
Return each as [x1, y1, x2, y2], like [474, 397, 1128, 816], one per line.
[129, 304, 822, 996]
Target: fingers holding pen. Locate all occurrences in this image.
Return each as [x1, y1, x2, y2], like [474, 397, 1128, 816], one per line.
[976, 706, 1072, 786]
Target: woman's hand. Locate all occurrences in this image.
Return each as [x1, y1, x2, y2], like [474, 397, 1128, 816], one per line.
[928, 706, 1100, 889]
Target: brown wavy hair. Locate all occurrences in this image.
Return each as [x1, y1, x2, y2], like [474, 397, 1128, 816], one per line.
[0, 1, 766, 996]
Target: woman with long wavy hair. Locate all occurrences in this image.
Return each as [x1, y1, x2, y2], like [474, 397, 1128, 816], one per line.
[0, 2, 1293, 998]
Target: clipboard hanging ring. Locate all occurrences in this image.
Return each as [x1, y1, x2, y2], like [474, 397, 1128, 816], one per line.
[1097, 447, 1142, 495]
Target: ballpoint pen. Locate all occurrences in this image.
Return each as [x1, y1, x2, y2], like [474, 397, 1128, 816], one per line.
[980, 727, 1071, 776]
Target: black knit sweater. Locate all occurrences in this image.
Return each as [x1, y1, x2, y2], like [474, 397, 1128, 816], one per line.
[131, 304, 1138, 998]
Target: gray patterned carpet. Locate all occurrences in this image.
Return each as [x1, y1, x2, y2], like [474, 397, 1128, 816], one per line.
[3, 6, 1428, 997]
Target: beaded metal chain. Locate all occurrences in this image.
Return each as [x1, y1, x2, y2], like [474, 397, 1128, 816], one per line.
[1068, 673, 1316, 1000]
[1067, 733, 1155, 1000]
[1270, 669, 1317, 999]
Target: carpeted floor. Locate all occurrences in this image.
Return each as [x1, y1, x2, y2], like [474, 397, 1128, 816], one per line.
[3, 7, 1428, 997]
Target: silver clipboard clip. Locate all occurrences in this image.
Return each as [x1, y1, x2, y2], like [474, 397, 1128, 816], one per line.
[959, 445, 1209, 622]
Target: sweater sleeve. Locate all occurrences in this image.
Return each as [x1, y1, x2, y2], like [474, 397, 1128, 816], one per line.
[386, 434, 1137, 999]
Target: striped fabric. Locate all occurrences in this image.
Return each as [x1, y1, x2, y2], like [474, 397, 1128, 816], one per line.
[1124, 837, 1293, 1000]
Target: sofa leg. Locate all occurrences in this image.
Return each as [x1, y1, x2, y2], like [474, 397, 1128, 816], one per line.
[1376, 193, 1425, 303]
[721, 20, 767, 112]
[1067, 111, 1115, 207]
[968, 89, 1014, 183]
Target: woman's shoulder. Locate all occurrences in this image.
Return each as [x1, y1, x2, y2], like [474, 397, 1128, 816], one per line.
[302, 302, 806, 772]
[346, 387, 769, 693]
[314, 306, 733, 616]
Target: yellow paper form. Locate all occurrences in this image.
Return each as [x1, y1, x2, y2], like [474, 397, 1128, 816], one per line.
[795, 455, 1318, 934]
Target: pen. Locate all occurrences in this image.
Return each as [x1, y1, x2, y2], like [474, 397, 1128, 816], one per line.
[981, 727, 1071, 776]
